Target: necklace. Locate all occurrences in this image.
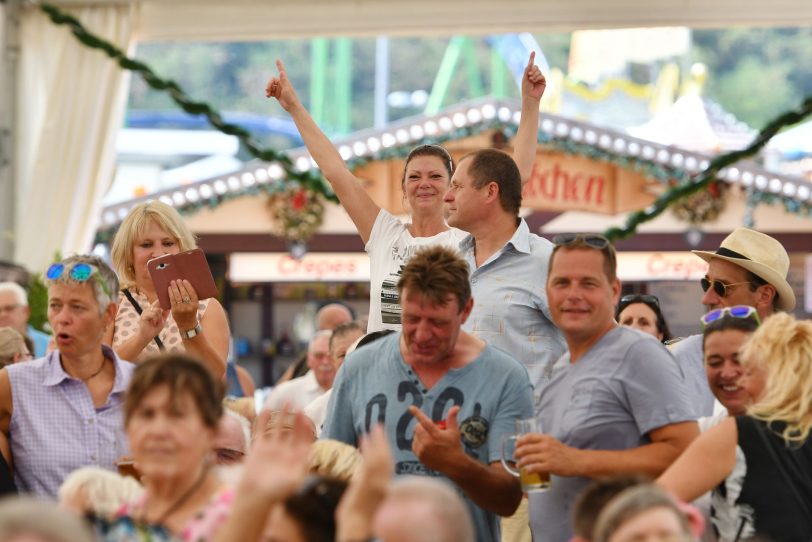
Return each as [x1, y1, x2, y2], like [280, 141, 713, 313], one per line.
[141, 464, 211, 527]
[80, 357, 107, 382]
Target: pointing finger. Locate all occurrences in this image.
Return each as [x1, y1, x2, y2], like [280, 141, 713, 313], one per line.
[408, 406, 437, 434]
[526, 51, 536, 71]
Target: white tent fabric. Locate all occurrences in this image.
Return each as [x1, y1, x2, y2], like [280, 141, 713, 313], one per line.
[10, 0, 812, 270]
[15, 3, 135, 271]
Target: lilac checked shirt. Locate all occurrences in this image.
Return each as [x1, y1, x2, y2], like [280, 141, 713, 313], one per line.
[7, 346, 134, 498]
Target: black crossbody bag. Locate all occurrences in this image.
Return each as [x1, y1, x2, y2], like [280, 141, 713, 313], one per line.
[121, 288, 166, 351]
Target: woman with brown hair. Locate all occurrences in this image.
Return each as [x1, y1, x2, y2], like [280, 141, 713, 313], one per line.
[266, 53, 546, 332]
[96, 354, 230, 541]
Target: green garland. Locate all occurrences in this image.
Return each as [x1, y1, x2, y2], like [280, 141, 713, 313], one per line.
[43, 2, 812, 242]
[602, 94, 812, 240]
[40, 3, 337, 203]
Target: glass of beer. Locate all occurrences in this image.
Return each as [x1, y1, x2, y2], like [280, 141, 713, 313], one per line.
[500, 418, 551, 492]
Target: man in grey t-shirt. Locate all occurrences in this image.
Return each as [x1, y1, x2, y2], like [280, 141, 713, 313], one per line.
[323, 246, 532, 542]
[671, 227, 795, 417]
[515, 234, 698, 542]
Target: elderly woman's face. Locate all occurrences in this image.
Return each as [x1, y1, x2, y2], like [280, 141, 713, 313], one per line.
[127, 384, 215, 482]
[48, 282, 111, 357]
[132, 220, 181, 286]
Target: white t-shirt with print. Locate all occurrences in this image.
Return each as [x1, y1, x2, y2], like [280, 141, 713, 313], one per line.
[365, 209, 467, 333]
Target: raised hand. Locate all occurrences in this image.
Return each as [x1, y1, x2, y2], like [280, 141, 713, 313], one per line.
[265, 59, 302, 112]
[522, 51, 547, 102]
[335, 425, 393, 540]
[409, 405, 464, 472]
[240, 406, 313, 500]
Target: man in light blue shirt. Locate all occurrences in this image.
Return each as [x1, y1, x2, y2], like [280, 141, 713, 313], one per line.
[323, 246, 532, 542]
[444, 149, 566, 411]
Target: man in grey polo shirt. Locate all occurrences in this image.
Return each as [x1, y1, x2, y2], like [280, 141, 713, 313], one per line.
[444, 148, 565, 412]
[671, 227, 795, 417]
[515, 233, 698, 542]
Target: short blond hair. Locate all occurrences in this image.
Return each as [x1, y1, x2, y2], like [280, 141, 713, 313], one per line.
[0, 496, 96, 541]
[309, 439, 361, 481]
[110, 200, 197, 288]
[742, 312, 812, 444]
[58, 467, 143, 519]
[0, 327, 29, 366]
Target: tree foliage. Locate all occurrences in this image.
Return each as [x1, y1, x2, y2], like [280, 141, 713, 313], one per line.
[126, 28, 811, 137]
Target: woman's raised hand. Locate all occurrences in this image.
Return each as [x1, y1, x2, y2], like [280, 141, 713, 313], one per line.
[240, 406, 313, 501]
[265, 59, 301, 112]
[522, 51, 546, 101]
[336, 425, 393, 540]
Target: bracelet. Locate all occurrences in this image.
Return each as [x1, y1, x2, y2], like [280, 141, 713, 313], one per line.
[181, 323, 203, 340]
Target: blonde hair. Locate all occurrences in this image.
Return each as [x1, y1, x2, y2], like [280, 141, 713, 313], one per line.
[741, 312, 812, 444]
[308, 439, 361, 481]
[382, 476, 475, 542]
[0, 327, 29, 366]
[58, 467, 143, 518]
[0, 496, 96, 541]
[593, 485, 691, 542]
[110, 200, 197, 288]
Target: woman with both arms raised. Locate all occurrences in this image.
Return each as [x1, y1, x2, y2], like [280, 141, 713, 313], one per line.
[266, 52, 546, 332]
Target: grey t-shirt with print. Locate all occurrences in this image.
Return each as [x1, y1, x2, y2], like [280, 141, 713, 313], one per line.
[528, 326, 696, 542]
[323, 333, 534, 542]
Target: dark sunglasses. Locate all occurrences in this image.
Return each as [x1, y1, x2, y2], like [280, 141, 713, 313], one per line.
[700, 277, 751, 298]
[700, 305, 760, 329]
[619, 294, 660, 310]
[552, 233, 610, 249]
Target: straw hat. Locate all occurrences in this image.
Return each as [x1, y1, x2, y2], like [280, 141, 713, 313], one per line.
[693, 227, 795, 311]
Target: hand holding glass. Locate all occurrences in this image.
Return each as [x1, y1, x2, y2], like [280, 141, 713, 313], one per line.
[501, 418, 551, 492]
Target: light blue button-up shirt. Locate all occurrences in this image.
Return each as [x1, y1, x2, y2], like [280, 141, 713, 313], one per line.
[7, 346, 134, 498]
[460, 219, 566, 412]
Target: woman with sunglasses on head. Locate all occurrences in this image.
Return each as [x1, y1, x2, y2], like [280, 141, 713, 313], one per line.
[615, 294, 671, 343]
[698, 306, 761, 432]
[0, 255, 135, 498]
[106, 201, 230, 378]
[266, 53, 546, 332]
[659, 312, 812, 541]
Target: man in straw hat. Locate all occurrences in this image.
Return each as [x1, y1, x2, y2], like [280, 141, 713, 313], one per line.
[671, 227, 795, 417]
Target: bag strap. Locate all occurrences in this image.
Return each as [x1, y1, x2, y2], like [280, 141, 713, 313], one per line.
[122, 288, 166, 352]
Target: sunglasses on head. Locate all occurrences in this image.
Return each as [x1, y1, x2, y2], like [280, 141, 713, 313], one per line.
[619, 294, 660, 310]
[46, 262, 111, 297]
[700, 305, 760, 329]
[552, 233, 610, 249]
[700, 277, 751, 298]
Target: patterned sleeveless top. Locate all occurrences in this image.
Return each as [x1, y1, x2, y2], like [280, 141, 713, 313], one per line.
[112, 289, 210, 362]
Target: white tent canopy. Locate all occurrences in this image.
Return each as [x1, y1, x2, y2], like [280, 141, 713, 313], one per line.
[5, 0, 812, 270]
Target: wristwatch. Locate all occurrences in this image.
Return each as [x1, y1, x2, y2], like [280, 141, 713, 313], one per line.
[181, 323, 203, 340]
